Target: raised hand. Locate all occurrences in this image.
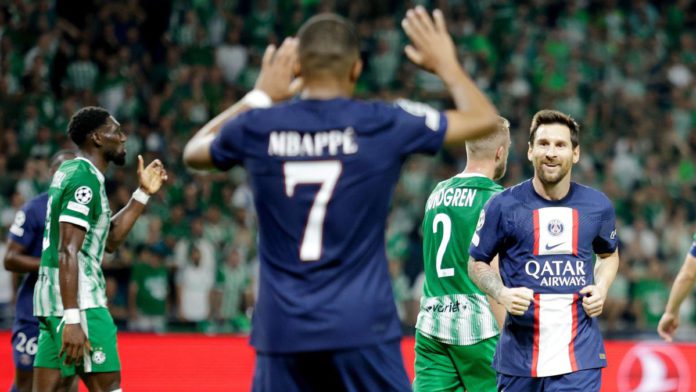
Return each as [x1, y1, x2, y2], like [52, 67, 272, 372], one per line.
[401, 7, 459, 76]
[254, 37, 303, 102]
[137, 155, 168, 195]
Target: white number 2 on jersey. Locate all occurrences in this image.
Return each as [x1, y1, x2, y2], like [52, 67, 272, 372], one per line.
[284, 161, 342, 261]
[433, 213, 454, 277]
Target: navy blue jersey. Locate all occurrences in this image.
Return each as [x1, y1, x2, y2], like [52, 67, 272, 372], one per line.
[8, 192, 48, 327]
[210, 98, 447, 352]
[469, 180, 618, 377]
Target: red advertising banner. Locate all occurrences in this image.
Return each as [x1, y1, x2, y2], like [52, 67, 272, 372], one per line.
[1, 331, 695, 391]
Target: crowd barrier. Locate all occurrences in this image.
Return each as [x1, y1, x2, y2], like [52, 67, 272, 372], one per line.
[1, 331, 694, 391]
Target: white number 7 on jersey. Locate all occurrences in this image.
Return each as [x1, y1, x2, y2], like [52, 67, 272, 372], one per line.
[284, 161, 342, 261]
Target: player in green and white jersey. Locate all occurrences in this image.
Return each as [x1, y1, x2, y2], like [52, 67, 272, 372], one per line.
[414, 117, 510, 392]
[33, 107, 168, 392]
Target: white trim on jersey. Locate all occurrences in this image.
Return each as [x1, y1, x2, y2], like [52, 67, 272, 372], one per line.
[80, 309, 92, 372]
[532, 293, 579, 377]
[75, 157, 105, 183]
[59, 215, 90, 230]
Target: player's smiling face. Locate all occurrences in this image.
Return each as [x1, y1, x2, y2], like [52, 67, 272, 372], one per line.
[528, 123, 579, 185]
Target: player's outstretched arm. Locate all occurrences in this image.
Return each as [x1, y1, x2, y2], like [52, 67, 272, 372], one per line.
[658, 253, 696, 342]
[3, 240, 40, 272]
[401, 7, 498, 145]
[58, 222, 92, 366]
[579, 249, 619, 318]
[468, 256, 534, 316]
[183, 38, 301, 170]
[106, 155, 167, 253]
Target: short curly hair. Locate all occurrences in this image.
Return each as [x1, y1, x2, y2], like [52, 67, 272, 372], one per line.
[67, 107, 110, 147]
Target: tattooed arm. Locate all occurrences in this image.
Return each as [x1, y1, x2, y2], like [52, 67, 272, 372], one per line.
[469, 256, 534, 316]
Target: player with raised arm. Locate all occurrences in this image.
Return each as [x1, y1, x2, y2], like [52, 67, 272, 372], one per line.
[32, 107, 167, 392]
[4, 150, 77, 392]
[414, 117, 510, 392]
[183, 7, 499, 392]
[657, 235, 696, 342]
[468, 110, 620, 392]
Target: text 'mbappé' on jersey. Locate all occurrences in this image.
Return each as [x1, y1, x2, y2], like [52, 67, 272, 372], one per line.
[210, 98, 446, 352]
[469, 180, 618, 377]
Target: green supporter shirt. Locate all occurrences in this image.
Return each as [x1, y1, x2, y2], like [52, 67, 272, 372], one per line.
[132, 262, 169, 316]
[416, 173, 503, 345]
[34, 158, 111, 317]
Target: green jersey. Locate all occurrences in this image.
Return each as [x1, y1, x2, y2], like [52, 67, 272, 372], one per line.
[416, 173, 502, 345]
[34, 158, 111, 317]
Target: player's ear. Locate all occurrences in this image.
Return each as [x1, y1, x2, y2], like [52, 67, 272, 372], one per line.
[527, 142, 533, 162]
[350, 59, 363, 83]
[572, 145, 580, 164]
[293, 61, 301, 78]
[496, 145, 504, 162]
[90, 130, 103, 147]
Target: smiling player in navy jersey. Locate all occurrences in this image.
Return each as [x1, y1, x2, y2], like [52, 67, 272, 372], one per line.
[469, 110, 620, 392]
[4, 151, 77, 392]
[184, 7, 500, 392]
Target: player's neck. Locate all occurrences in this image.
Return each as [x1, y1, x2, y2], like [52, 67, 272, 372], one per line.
[301, 78, 353, 99]
[532, 175, 571, 201]
[462, 161, 494, 180]
[79, 150, 108, 173]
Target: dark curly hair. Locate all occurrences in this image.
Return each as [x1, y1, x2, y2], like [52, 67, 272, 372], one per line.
[67, 107, 110, 147]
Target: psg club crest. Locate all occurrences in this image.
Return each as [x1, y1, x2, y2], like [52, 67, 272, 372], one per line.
[547, 219, 564, 236]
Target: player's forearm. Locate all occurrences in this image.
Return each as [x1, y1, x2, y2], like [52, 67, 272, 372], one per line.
[594, 250, 619, 298]
[107, 196, 147, 252]
[665, 273, 696, 314]
[58, 249, 80, 309]
[441, 68, 498, 144]
[183, 100, 253, 170]
[664, 255, 696, 314]
[3, 251, 41, 273]
[468, 257, 505, 301]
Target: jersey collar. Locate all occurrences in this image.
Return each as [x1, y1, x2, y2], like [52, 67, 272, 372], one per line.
[76, 157, 105, 183]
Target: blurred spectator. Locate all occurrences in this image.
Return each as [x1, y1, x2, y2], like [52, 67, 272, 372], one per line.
[129, 246, 169, 333]
[213, 247, 252, 333]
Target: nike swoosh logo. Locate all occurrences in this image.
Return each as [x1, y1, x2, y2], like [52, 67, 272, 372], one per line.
[545, 242, 565, 250]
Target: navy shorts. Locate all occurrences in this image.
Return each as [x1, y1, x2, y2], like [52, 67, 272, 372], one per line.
[11, 320, 40, 371]
[252, 340, 411, 392]
[497, 368, 601, 392]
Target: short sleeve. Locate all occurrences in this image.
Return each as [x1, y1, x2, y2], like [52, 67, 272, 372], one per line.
[690, 237, 696, 258]
[210, 113, 249, 170]
[392, 99, 447, 156]
[469, 195, 505, 263]
[8, 202, 41, 247]
[592, 201, 618, 255]
[58, 173, 100, 231]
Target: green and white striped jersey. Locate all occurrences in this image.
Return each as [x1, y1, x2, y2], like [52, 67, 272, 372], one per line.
[416, 173, 502, 345]
[34, 157, 112, 317]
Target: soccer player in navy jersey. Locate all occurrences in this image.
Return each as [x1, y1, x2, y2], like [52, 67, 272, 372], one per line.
[4, 150, 77, 392]
[468, 110, 620, 392]
[184, 7, 499, 391]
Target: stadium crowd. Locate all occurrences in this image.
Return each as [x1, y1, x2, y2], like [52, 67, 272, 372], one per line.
[1, 0, 696, 338]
